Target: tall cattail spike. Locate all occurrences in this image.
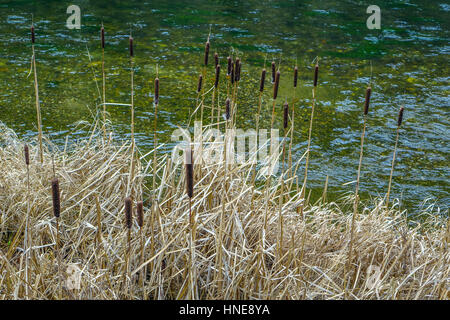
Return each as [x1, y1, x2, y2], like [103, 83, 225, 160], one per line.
[101, 26, 105, 49]
[124, 197, 132, 229]
[185, 149, 194, 198]
[260, 68, 266, 92]
[225, 98, 231, 120]
[235, 58, 241, 82]
[129, 36, 134, 57]
[197, 74, 203, 93]
[31, 25, 35, 44]
[24, 144, 30, 166]
[136, 201, 144, 228]
[273, 71, 281, 100]
[398, 107, 404, 127]
[283, 102, 289, 129]
[227, 56, 232, 76]
[197, 75, 203, 93]
[51, 178, 60, 218]
[271, 61, 276, 83]
[294, 66, 298, 88]
[364, 87, 371, 115]
[155, 77, 160, 105]
[313, 63, 319, 87]
[214, 64, 221, 88]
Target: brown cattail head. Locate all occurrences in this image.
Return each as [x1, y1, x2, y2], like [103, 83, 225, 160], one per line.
[398, 107, 404, 127]
[294, 66, 298, 88]
[197, 74, 203, 93]
[24, 144, 30, 166]
[51, 178, 60, 218]
[154, 77, 160, 105]
[101, 26, 105, 49]
[227, 56, 232, 76]
[31, 25, 35, 44]
[271, 61, 276, 83]
[235, 58, 241, 82]
[225, 98, 231, 120]
[283, 101, 289, 129]
[185, 148, 194, 198]
[273, 71, 280, 100]
[364, 87, 371, 115]
[124, 197, 132, 229]
[260, 68, 266, 92]
[136, 201, 144, 228]
[129, 36, 134, 57]
[214, 52, 219, 68]
[313, 63, 319, 87]
[204, 39, 210, 66]
[214, 64, 221, 88]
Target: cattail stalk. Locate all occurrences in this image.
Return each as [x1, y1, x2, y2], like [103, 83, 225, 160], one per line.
[51, 178, 62, 299]
[185, 147, 197, 299]
[127, 35, 136, 201]
[347, 85, 372, 291]
[101, 25, 107, 139]
[24, 144, 31, 299]
[299, 61, 319, 218]
[153, 74, 160, 209]
[211, 64, 220, 123]
[277, 102, 289, 259]
[271, 70, 280, 127]
[31, 24, 43, 164]
[288, 65, 298, 177]
[123, 197, 132, 298]
[137, 200, 145, 287]
[386, 107, 404, 208]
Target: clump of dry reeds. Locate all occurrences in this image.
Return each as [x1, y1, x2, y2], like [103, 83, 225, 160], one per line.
[0, 122, 447, 300]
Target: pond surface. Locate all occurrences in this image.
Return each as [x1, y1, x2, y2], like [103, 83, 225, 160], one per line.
[0, 0, 448, 213]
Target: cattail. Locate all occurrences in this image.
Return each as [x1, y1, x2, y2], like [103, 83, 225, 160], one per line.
[185, 149, 194, 198]
[227, 56, 232, 76]
[154, 77, 160, 105]
[364, 87, 371, 115]
[294, 66, 298, 88]
[214, 64, 221, 88]
[235, 58, 241, 82]
[313, 63, 318, 87]
[225, 98, 231, 120]
[204, 39, 210, 66]
[101, 26, 105, 49]
[24, 144, 30, 166]
[283, 102, 289, 129]
[51, 178, 60, 218]
[129, 36, 134, 57]
[197, 74, 203, 93]
[136, 201, 144, 228]
[124, 197, 132, 229]
[271, 61, 276, 83]
[398, 107, 404, 127]
[31, 25, 35, 44]
[214, 52, 219, 68]
[273, 71, 280, 100]
[259, 68, 266, 92]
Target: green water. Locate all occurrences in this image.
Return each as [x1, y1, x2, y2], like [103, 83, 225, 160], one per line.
[0, 0, 448, 213]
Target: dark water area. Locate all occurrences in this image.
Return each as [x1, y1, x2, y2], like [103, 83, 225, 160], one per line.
[0, 0, 448, 214]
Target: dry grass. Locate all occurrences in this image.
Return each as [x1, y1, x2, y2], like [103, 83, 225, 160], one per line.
[0, 121, 448, 300]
